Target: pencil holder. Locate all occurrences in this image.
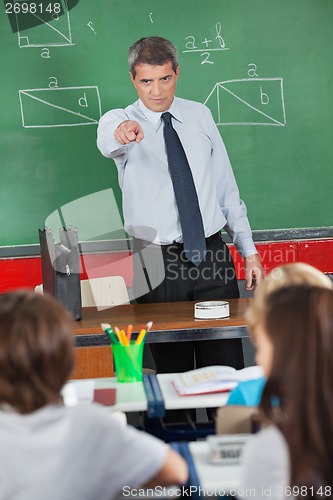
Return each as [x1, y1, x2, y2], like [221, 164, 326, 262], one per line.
[112, 342, 144, 383]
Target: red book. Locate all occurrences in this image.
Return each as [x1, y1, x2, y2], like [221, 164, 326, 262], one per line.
[93, 388, 116, 406]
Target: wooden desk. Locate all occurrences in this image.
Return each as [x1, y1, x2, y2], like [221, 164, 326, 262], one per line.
[71, 298, 251, 379]
[74, 298, 251, 345]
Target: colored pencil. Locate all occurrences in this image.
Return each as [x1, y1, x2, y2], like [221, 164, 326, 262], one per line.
[135, 328, 147, 345]
[127, 324, 133, 343]
[101, 323, 119, 344]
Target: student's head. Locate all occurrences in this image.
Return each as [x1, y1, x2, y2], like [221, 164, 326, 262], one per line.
[0, 290, 74, 414]
[255, 286, 333, 486]
[253, 285, 333, 380]
[246, 263, 332, 343]
[128, 37, 180, 113]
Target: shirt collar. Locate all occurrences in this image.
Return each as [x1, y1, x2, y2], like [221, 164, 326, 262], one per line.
[138, 97, 183, 130]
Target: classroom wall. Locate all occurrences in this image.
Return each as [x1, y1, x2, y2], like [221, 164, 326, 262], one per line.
[1, 0, 333, 251]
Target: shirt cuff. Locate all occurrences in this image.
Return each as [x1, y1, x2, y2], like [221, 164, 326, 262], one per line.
[235, 237, 258, 259]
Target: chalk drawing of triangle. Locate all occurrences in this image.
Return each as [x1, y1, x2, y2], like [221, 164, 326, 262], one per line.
[19, 87, 101, 128]
[205, 78, 286, 126]
[17, 0, 73, 47]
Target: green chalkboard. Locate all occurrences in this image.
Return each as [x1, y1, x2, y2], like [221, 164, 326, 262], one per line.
[1, 0, 333, 246]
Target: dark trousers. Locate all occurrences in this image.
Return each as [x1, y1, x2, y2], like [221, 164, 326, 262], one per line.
[133, 233, 244, 422]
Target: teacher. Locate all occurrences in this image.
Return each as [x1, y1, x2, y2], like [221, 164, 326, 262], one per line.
[97, 36, 263, 417]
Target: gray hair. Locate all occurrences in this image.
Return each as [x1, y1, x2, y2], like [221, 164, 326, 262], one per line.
[128, 36, 179, 77]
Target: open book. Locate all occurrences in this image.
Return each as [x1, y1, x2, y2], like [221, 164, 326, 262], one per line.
[172, 365, 264, 396]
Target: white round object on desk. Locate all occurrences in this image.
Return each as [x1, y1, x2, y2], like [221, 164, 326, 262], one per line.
[194, 301, 230, 319]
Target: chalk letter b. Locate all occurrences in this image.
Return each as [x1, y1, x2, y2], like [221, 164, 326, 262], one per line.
[260, 86, 269, 105]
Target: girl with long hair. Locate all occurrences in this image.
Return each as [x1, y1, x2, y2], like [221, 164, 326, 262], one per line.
[239, 285, 333, 499]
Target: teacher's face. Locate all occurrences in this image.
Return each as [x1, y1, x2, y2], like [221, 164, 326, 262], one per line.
[130, 61, 179, 113]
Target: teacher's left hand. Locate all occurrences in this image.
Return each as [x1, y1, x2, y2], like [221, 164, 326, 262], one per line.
[244, 254, 264, 292]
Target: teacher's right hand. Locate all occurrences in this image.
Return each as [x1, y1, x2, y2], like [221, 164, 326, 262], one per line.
[114, 120, 144, 144]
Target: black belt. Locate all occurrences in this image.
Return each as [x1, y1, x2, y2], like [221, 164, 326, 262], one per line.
[169, 231, 221, 247]
[133, 232, 221, 250]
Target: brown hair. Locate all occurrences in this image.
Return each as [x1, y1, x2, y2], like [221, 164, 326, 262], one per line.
[0, 290, 74, 414]
[246, 263, 332, 333]
[259, 286, 333, 492]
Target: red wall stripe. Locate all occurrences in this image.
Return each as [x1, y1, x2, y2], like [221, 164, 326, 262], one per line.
[231, 241, 298, 280]
[297, 239, 333, 274]
[0, 257, 43, 292]
[0, 239, 331, 293]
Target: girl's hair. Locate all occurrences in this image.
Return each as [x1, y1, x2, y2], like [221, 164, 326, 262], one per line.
[259, 286, 333, 492]
[246, 263, 332, 333]
[0, 290, 74, 414]
[128, 36, 179, 77]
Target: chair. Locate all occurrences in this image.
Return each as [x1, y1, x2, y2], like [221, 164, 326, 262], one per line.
[80, 276, 129, 307]
[34, 276, 130, 308]
[215, 405, 259, 435]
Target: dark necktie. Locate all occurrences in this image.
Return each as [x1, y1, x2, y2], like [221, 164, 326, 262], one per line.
[161, 112, 206, 267]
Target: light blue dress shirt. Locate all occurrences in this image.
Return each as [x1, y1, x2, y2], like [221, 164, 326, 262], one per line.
[97, 97, 257, 258]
